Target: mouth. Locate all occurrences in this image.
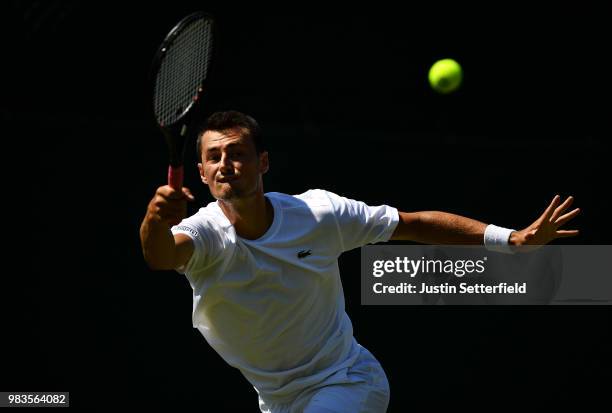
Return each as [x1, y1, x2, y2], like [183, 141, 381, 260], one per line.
[216, 175, 238, 184]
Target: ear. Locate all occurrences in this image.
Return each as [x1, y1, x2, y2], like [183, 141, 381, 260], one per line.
[259, 151, 269, 175]
[197, 163, 208, 184]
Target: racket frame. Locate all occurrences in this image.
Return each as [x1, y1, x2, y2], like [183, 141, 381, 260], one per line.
[150, 12, 215, 188]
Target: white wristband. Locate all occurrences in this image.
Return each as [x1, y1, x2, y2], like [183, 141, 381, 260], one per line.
[484, 224, 516, 254]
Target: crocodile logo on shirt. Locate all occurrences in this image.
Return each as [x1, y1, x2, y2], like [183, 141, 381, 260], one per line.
[297, 249, 312, 259]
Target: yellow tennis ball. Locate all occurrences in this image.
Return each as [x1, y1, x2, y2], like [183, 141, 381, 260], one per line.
[428, 58, 463, 94]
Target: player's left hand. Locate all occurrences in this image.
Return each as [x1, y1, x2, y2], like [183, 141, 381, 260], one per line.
[510, 195, 580, 247]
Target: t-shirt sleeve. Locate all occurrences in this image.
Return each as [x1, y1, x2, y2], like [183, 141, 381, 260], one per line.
[170, 212, 218, 275]
[323, 190, 400, 252]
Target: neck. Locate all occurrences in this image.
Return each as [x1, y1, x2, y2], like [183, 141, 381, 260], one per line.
[218, 191, 274, 240]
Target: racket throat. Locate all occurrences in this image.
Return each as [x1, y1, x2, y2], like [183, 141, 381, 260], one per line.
[162, 123, 189, 168]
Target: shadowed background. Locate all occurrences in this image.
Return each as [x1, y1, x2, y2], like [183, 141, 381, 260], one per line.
[3, 2, 610, 410]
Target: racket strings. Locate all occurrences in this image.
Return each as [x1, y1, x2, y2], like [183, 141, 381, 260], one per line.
[154, 18, 213, 126]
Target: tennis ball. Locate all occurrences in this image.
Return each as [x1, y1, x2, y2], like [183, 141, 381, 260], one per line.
[428, 58, 463, 94]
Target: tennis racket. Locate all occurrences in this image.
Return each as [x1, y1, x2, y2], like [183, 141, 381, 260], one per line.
[151, 12, 215, 190]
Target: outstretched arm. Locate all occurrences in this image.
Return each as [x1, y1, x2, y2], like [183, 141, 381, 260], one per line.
[140, 185, 196, 270]
[390, 195, 580, 246]
[390, 210, 486, 244]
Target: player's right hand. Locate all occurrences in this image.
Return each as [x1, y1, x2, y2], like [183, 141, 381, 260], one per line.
[146, 185, 195, 227]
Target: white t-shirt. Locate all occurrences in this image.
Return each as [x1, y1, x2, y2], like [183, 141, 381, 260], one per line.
[171, 189, 399, 404]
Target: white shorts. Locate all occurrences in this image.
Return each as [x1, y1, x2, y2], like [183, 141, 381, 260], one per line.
[258, 345, 390, 413]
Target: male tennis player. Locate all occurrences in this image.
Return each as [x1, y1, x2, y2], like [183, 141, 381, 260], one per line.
[139, 111, 579, 412]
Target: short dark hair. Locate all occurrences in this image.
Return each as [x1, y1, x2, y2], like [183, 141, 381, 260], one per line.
[196, 111, 265, 160]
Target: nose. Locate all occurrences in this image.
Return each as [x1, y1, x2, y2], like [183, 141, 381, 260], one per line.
[219, 152, 233, 174]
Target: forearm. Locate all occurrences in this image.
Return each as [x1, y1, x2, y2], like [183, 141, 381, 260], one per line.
[139, 214, 178, 270]
[392, 211, 488, 244]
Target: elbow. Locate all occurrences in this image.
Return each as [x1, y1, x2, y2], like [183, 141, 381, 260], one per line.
[392, 212, 421, 240]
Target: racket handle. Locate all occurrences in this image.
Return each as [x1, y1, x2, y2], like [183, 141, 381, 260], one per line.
[168, 165, 184, 190]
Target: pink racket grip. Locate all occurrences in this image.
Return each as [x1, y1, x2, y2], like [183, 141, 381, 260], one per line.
[168, 165, 184, 190]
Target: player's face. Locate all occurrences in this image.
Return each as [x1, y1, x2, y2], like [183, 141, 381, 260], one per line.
[198, 128, 268, 201]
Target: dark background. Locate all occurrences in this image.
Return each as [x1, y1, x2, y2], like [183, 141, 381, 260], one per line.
[3, 2, 610, 411]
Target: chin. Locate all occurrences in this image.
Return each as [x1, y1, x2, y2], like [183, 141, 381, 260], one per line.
[215, 188, 244, 201]
[213, 191, 235, 201]
[212, 182, 256, 201]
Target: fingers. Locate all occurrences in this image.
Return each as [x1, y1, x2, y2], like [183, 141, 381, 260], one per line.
[156, 185, 194, 201]
[554, 207, 581, 227]
[182, 187, 195, 201]
[157, 202, 186, 217]
[541, 195, 561, 222]
[151, 200, 185, 220]
[550, 196, 574, 223]
[148, 185, 195, 226]
[556, 229, 580, 238]
[156, 185, 181, 198]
